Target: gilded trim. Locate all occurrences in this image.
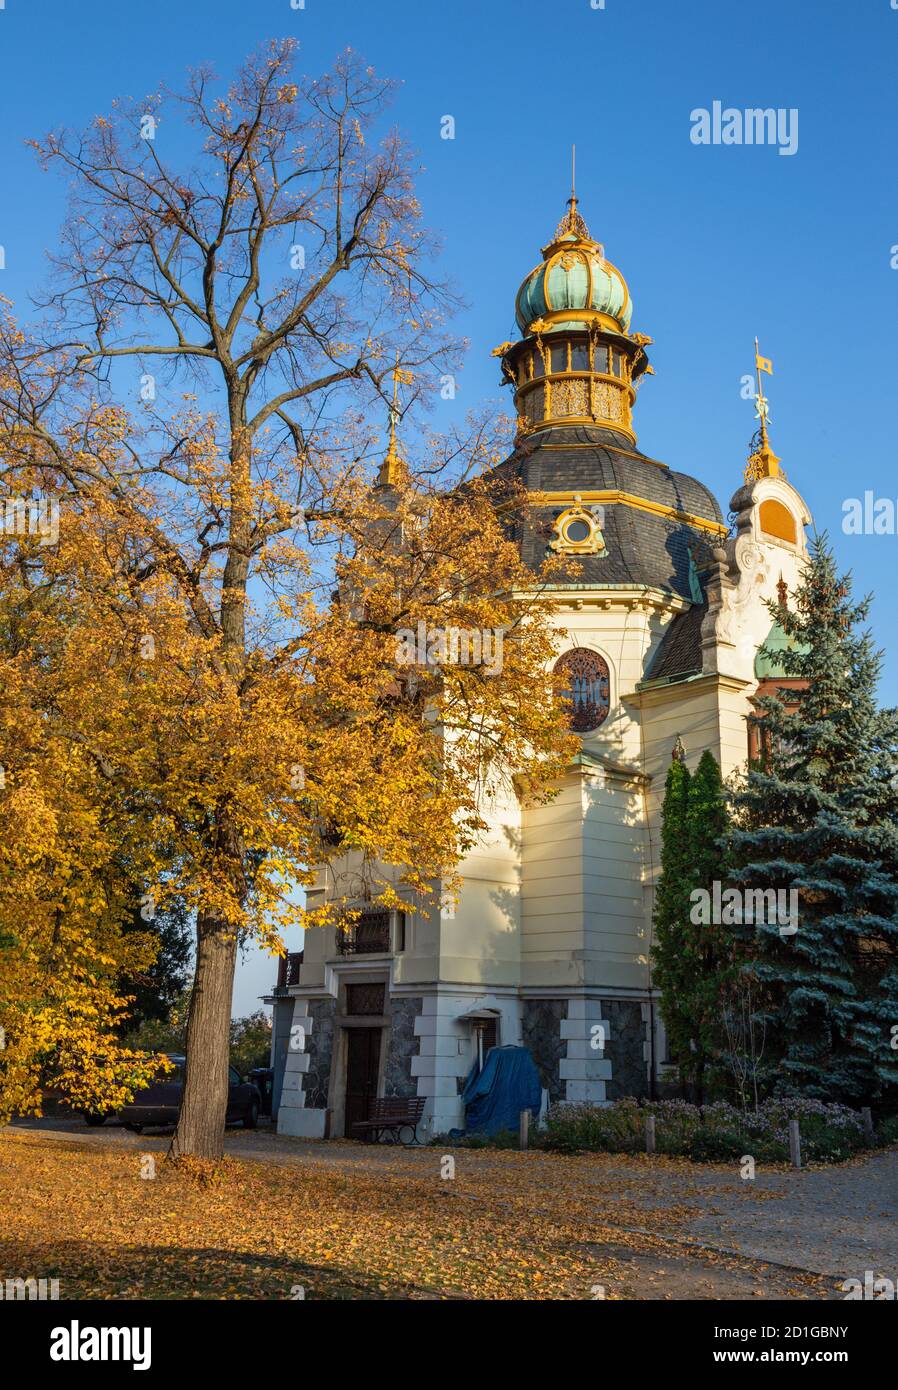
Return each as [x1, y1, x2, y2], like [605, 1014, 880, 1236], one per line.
[523, 415, 638, 444]
[539, 489, 728, 537]
[524, 308, 623, 334]
[522, 415, 638, 444]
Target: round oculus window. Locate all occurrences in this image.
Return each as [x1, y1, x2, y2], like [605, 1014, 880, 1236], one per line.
[563, 518, 591, 544]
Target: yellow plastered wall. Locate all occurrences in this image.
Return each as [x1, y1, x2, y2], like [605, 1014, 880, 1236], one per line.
[520, 766, 649, 991]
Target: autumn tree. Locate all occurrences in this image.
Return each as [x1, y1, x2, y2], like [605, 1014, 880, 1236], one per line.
[0, 511, 163, 1121]
[0, 42, 574, 1156]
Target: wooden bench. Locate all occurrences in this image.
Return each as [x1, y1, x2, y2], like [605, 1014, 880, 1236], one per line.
[352, 1096, 426, 1145]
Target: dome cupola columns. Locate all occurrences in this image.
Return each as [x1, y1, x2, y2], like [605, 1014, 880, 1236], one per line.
[493, 160, 653, 443]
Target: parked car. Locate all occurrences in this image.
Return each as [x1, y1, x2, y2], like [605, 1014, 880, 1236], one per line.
[82, 1055, 261, 1132]
[248, 1066, 274, 1117]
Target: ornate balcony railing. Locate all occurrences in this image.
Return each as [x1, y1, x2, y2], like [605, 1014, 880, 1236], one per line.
[336, 908, 396, 956]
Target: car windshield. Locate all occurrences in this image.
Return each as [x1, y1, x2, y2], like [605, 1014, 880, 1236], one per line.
[155, 1058, 184, 1082]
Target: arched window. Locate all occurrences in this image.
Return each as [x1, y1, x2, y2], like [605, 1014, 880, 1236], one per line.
[759, 499, 797, 545]
[555, 648, 611, 732]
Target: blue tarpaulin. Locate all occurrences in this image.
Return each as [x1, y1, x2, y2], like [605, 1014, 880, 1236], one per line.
[462, 1045, 542, 1136]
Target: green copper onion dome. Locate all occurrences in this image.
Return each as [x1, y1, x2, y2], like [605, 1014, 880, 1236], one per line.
[514, 197, 632, 336]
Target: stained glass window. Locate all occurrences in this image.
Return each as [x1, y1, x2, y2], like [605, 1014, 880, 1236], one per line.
[555, 648, 611, 732]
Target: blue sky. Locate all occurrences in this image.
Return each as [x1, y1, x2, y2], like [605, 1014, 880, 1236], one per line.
[2, 0, 896, 1013]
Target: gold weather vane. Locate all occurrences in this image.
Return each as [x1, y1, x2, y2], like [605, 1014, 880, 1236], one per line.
[744, 337, 783, 482]
[754, 337, 773, 437]
[378, 354, 413, 487]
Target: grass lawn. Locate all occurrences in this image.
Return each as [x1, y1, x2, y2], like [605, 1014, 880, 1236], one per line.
[0, 1128, 836, 1300]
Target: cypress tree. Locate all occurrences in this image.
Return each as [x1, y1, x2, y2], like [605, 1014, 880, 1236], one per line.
[685, 751, 734, 1103]
[652, 753, 695, 1094]
[652, 749, 733, 1103]
[730, 533, 898, 1104]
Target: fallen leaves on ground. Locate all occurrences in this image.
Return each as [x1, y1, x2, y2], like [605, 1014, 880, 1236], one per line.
[0, 1130, 834, 1300]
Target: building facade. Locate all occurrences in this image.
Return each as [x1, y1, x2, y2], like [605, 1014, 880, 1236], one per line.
[270, 192, 813, 1140]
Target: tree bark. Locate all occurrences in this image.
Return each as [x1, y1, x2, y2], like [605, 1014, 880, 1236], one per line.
[170, 400, 251, 1159]
[169, 908, 238, 1160]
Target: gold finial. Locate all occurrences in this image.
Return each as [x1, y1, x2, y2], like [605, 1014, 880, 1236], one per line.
[553, 144, 591, 241]
[744, 337, 782, 481]
[378, 354, 413, 487]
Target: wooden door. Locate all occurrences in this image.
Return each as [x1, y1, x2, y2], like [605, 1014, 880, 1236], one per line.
[344, 1028, 382, 1137]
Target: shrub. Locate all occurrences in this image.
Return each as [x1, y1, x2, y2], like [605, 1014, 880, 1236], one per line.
[686, 1128, 746, 1162]
[540, 1096, 874, 1164]
[542, 1099, 645, 1154]
[877, 1114, 898, 1145]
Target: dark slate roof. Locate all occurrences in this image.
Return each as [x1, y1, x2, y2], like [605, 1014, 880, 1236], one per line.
[646, 601, 707, 681]
[494, 425, 725, 601]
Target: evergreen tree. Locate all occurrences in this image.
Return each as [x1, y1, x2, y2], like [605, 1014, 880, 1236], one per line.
[652, 754, 694, 1092]
[731, 533, 898, 1104]
[229, 1011, 274, 1076]
[652, 749, 733, 1104]
[685, 751, 735, 1103]
[121, 891, 193, 1033]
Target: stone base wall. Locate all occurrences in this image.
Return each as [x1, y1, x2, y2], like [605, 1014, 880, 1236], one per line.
[384, 995, 422, 1099]
[275, 988, 654, 1138]
[560, 997, 612, 1103]
[270, 997, 294, 1117]
[522, 999, 568, 1103]
[302, 999, 336, 1109]
[523, 995, 651, 1108]
[276, 996, 337, 1138]
[600, 999, 650, 1101]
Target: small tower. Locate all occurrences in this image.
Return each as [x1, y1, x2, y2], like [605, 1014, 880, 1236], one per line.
[493, 173, 653, 443]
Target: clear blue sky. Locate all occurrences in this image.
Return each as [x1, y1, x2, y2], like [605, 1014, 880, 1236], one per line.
[2, 0, 896, 1012]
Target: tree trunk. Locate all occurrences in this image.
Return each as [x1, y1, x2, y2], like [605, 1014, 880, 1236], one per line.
[171, 408, 250, 1160]
[170, 909, 238, 1160]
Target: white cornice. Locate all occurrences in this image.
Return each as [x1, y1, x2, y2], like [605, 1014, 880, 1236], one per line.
[625, 671, 752, 709]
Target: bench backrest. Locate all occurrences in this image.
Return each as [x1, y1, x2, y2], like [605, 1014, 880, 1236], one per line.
[367, 1096, 425, 1121]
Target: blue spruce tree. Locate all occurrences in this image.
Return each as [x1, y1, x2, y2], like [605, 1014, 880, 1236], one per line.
[731, 533, 898, 1103]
